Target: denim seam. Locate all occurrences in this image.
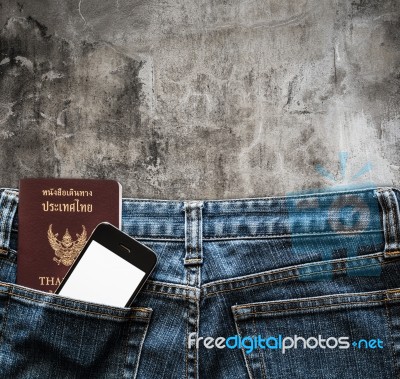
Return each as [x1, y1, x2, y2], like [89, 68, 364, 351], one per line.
[202, 229, 382, 240]
[203, 252, 384, 291]
[5, 230, 383, 245]
[232, 290, 390, 310]
[377, 188, 400, 257]
[253, 315, 267, 379]
[187, 206, 191, 377]
[203, 260, 393, 298]
[389, 191, 399, 246]
[233, 312, 255, 379]
[386, 190, 398, 251]
[383, 191, 391, 249]
[123, 199, 184, 204]
[122, 317, 132, 379]
[133, 313, 151, 379]
[185, 268, 189, 379]
[0, 290, 152, 320]
[0, 288, 11, 346]
[0, 190, 18, 253]
[141, 289, 195, 299]
[195, 207, 200, 378]
[233, 299, 396, 317]
[183, 202, 203, 379]
[73, 228, 382, 242]
[134, 237, 185, 241]
[383, 297, 400, 378]
[184, 205, 189, 378]
[185, 258, 202, 264]
[143, 280, 199, 298]
[0, 281, 153, 313]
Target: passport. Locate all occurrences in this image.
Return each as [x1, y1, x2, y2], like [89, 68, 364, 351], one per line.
[17, 178, 121, 292]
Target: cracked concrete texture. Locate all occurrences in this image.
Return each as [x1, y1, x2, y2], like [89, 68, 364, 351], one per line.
[0, 0, 399, 199]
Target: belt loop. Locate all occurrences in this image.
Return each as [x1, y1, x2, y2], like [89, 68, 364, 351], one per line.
[183, 201, 204, 266]
[375, 187, 400, 258]
[0, 189, 19, 255]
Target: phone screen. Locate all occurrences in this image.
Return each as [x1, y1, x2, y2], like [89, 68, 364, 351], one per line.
[58, 240, 146, 307]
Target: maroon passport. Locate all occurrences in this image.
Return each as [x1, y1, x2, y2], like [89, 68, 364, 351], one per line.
[18, 178, 122, 292]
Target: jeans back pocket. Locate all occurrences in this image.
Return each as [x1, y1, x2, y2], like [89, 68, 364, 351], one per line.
[0, 282, 152, 379]
[232, 289, 400, 379]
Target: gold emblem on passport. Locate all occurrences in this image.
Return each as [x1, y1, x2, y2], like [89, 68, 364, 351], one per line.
[47, 224, 87, 266]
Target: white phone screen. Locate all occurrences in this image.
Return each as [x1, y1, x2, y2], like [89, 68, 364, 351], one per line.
[58, 240, 146, 307]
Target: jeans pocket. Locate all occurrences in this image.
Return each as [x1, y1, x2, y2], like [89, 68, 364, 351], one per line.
[231, 289, 400, 379]
[0, 281, 152, 379]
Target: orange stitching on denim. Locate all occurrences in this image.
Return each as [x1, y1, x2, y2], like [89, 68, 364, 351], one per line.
[386, 289, 400, 294]
[185, 258, 202, 263]
[0, 290, 151, 320]
[145, 280, 197, 292]
[205, 259, 394, 298]
[385, 250, 400, 256]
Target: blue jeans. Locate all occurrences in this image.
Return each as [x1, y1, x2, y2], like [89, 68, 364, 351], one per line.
[1, 187, 400, 378]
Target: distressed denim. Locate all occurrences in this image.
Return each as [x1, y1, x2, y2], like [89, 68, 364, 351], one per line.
[1, 187, 400, 378]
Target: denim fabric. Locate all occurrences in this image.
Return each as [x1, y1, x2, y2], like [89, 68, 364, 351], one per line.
[1, 187, 400, 378]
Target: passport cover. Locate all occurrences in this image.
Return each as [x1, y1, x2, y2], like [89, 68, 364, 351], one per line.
[17, 178, 122, 292]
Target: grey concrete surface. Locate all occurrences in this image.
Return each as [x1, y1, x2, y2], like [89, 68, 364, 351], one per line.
[0, 0, 399, 199]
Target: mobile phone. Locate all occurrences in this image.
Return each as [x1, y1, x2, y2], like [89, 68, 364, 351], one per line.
[55, 222, 157, 307]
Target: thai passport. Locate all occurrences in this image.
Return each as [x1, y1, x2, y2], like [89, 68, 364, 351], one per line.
[17, 178, 122, 292]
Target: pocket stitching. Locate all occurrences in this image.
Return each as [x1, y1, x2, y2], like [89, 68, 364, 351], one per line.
[233, 290, 390, 310]
[121, 315, 151, 379]
[0, 281, 152, 314]
[233, 298, 391, 317]
[233, 312, 256, 379]
[253, 315, 267, 379]
[383, 300, 400, 377]
[131, 309, 152, 379]
[0, 289, 152, 320]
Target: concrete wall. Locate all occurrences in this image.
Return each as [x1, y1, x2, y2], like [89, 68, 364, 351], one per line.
[0, 0, 399, 199]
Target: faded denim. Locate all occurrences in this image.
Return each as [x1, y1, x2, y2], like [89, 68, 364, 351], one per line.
[1, 187, 400, 378]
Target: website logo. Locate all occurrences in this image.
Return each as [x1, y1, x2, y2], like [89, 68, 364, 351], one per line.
[188, 333, 384, 355]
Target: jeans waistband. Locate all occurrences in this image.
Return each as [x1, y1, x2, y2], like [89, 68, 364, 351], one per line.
[1, 187, 400, 245]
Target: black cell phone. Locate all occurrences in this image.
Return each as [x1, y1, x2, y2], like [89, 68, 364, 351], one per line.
[55, 222, 157, 307]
